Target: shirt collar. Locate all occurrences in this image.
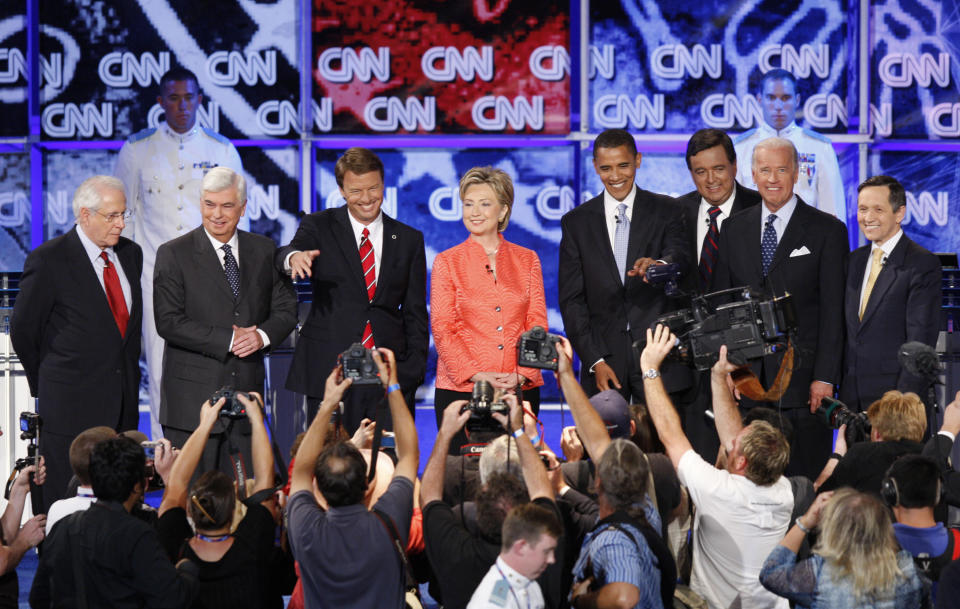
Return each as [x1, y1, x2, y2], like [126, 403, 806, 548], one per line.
[346, 208, 383, 239]
[496, 556, 534, 587]
[203, 227, 239, 253]
[873, 228, 904, 257]
[75, 224, 113, 262]
[700, 187, 737, 219]
[161, 120, 201, 143]
[762, 194, 798, 226]
[758, 120, 798, 138]
[77, 486, 95, 498]
[602, 183, 637, 218]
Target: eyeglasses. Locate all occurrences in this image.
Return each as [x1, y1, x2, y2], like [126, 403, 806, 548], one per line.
[93, 209, 134, 222]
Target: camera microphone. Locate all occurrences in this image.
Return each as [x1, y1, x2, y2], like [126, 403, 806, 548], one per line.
[898, 341, 940, 383]
[881, 256, 888, 267]
[485, 264, 493, 274]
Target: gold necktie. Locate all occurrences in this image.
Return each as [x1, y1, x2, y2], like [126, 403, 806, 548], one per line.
[859, 248, 884, 320]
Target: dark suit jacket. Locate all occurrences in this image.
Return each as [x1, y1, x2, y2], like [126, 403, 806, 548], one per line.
[153, 227, 297, 430]
[712, 197, 848, 407]
[275, 207, 428, 397]
[11, 227, 142, 435]
[840, 234, 941, 409]
[675, 182, 762, 294]
[558, 188, 689, 395]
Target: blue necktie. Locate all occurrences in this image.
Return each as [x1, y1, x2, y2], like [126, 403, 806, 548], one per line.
[221, 243, 240, 299]
[614, 203, 629, 282]
[761, 214, 778, 276]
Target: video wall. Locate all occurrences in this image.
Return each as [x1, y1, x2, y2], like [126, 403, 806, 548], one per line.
[2, 0, 959, 399]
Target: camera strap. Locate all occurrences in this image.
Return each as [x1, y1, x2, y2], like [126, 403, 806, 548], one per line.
[729, 341, 795, 402]
[221, 419, 248, 500]
[367, 394, 387, 483]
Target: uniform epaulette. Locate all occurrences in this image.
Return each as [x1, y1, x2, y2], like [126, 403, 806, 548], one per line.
[733, 128, 758, 143]
[201, 127, 233, 146]
[127, 127, 156, 143]
[801, 128, 833, 143]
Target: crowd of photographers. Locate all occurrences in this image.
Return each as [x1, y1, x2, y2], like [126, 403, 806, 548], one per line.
[0, 322, 954, 609]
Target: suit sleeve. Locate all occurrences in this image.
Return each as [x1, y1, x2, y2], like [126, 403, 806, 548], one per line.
[813, 219, 849, 386]
[399, 231, 428, 388]
[258, 249, 299, 348]
[897, 255, 942, 389]
[274, 214, 321, 274]
[113, 142, 139, 241]
[430, 252, 483, 386]
[558, 216, 607, 368]
[10, 250, 53, 396]
[153, 243, 233, 361]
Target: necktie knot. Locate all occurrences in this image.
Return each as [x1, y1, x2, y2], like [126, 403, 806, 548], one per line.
[100, 251, 111, 266]
[361, 227, 370, 241]
[616, 203, 627, 220]
[707, 206, 722, 220]
[872, 248, 884, 264]
[221, 243, 232, 254]
[765, 214, 777, 228]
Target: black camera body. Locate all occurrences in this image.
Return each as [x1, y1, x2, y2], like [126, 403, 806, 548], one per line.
[210, 387, 250, 419]
[816, 398, 872, 444]
[517, 326, 561, 371]
[19, 412, 40, 440]
[339, 342, 381, 385]
[461, 380, 509, 433]
[636, 288, 797, 371]
[645, 263, 683, 297]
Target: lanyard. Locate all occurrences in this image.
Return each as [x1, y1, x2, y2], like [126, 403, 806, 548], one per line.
[495, 563, 531, 609]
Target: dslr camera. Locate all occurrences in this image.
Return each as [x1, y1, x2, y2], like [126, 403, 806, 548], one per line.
[339, 342, 381, 385]
[461, 380, 509, 433]
[816, 397, 872, 445]
[636, 288, 797, 371]
[517, 326, 561, 371]
[210, 387, 251, 419]
[19, 412, 40, 440]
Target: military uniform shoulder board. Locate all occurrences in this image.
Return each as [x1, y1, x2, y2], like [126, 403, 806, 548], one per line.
[801, 128, 832, 144]
[201, 127, 232, 146]
[733, 127, 758, 143]
[127, 127, 157, 143]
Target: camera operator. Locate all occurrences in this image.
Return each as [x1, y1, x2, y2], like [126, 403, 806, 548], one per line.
[155, 391, 285, 609]
[31, 436, 199, 608]
[45, 426, 116, 532]
[286, 347, 418, 609]
[421, 393, 562, 609]
[817, 390, 926, 496]
[0, 431, 45, 609]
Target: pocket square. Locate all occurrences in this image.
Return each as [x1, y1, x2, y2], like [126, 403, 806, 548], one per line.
[789, 246, 811, 257]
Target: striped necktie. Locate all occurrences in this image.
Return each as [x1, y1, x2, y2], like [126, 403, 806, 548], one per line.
[359, 228, 376, 348]
[699, 206, 722, 291]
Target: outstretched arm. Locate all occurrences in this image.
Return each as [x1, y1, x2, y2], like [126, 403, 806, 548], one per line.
[639, 325, 693, 469]
[710, 346, 745, 453]
[159, 399, 221, 516]
[238, 392, 275, 497]
[420, 402, 470, 506]
[555, 336, 611, 461]
[493, 395, 552, 501]
[290, 369, 353, 496]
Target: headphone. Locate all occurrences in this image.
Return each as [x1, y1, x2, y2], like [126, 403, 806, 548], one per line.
[880, 458, 944, 508]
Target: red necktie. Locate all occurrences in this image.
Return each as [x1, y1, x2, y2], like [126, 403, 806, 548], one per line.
[100, 251, 129, 337]
[698, 206, 722, 291]
[359, 228, 376, 348]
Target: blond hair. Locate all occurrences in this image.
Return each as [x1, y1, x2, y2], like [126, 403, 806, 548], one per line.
[739, 420, 790, 486]
[458, 166, 513, 232]
[867, 390, 926, 442]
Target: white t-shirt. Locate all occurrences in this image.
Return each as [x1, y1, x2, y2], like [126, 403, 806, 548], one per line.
[678, 450, 793, 609]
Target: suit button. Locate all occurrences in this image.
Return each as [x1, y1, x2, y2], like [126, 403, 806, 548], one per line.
[176, 225, 182, 230]
[234, 311, 240, 317]
[495, 306, 501, 312]
[497, 344, 503, 350]
[231, 372, 237, 377]
[177, 205, 183, 210]
[178, 184, 184, 190]
[115, 368, 121, 374]
[497, 326, 502, 332]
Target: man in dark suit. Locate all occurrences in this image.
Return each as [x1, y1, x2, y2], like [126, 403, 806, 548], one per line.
[153, 167, 297, 473]
[841, 175, 940, 412]
[712, 137, 848, 479]
[276, 148, 428, 433]
[559, 129, 689, 403]
[675, 129, 761, 459]
[11, 176, 142, 512]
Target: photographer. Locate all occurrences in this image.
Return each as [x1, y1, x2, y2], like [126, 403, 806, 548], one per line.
[421, 393, 562, 609]
[922, 390, 960, 507]
[286, 347, 418, 609]
[155, 391, 283, 609]
[0, 450, 45, 609]
[817, 390, 926, 496]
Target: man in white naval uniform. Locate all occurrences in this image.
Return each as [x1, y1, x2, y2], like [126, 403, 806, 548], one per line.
[114, 67, 244, 438]
[734, 69, 847, 225]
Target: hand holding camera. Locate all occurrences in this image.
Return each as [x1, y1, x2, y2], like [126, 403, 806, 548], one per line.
[516, 326, 561, 371]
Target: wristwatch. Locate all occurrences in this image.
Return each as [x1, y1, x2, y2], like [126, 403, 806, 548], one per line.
[643, 369, 660, 380]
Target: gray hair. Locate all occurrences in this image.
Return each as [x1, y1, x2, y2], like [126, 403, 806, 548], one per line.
[201, 166, 246, 204]
[479, 435, 521, 485]
[752, 137, 798, 171]
[73, 175, 125, 218]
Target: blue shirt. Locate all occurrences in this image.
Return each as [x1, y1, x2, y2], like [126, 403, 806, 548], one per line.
[571, 520, 661, 609]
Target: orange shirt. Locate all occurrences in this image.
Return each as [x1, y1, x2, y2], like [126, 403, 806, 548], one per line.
[431, 236, 548, 392]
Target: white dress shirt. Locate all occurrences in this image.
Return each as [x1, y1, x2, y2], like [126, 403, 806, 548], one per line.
[602, 184, 636, 253]
[203, 228, 270, 351]
[760, 195, 799, 243]
[696, 189, 737, 256]
[859, 228, 904, 311]
[76, 224, 132, 313]
[347, 210, 384, 283]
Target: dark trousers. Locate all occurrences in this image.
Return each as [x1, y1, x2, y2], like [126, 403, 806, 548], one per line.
[435, 387, 541, 455]
[38, 430, 74, 514]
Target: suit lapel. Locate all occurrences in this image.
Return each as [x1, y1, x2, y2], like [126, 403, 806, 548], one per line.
[331, 207, 368, 296]
[847, 246, 869, 334]
[625, 189, 656, 278]
[376, 215, 401, 300]
[192, 228, 235, 302]
[64, 229, 123, 340]
[584, 196, 623, 287]
[236, 230, 260, 306]
[740, 206, 764, 280]
[860, 237, 908, 325]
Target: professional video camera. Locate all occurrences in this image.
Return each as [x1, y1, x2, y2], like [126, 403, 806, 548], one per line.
[339, 342, 381, 385]
[816, 397, 872, 445]
[210, 387, 252, 419]
[634, 287, 797, 371]
[645, 263, 682, 297]
[461, 380, 509, 434]
[517, 326, 561, 371]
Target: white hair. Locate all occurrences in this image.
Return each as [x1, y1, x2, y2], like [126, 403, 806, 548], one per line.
[752, 137, 799, 171]
[72, 175, 125, 218]
[478, 434, 521, 485]
[201, 166, 246, 203]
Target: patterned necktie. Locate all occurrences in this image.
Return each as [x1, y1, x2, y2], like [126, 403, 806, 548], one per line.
[698, 206, 723, 291]
[100, 251, 129, 337]
[859, 248, 885, 320]
[761, 214, 778, 276]
[613, 203, 629, 282]
[359, 227, 376, 348]
[221, 243, 240, 300]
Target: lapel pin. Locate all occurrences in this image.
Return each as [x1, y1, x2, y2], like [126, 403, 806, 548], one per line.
[391, 234, 397, 239]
